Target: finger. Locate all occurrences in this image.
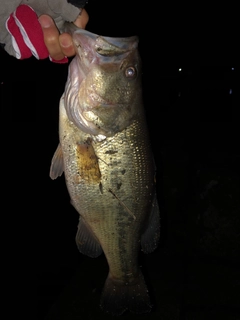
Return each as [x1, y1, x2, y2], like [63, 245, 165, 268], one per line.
[59, 33, 76, 57]
[59, 9, 89, 57]
[74, 9, 89, 29]
[38, 14, 65, 61]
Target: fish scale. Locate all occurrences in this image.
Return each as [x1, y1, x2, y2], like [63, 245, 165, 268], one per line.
[50, 25, 160, 316]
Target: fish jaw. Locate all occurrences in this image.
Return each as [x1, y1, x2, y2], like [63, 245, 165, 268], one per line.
[63, 27, 142, 139]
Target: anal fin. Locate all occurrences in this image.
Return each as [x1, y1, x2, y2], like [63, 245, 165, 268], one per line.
[75, 217, 103, 258]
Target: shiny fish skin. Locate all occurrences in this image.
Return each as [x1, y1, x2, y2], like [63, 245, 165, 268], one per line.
[50, 25, 160, 316]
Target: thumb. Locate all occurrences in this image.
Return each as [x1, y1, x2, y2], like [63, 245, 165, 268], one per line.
[73, 9, 89, 29]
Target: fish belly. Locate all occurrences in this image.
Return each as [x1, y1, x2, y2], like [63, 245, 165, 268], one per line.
[59, 99, 156, 315]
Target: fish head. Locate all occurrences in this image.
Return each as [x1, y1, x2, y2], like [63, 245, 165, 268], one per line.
[64, 25, 143, 138]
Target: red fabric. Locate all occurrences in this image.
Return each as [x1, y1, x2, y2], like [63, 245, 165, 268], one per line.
[50, 56, 69, 64]
[13, 4, 49, 60]
[6, 4, 68, 63]
[6, 13, 32, 59]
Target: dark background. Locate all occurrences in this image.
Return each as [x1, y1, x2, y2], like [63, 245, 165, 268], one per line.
[0, 1, 239, 319]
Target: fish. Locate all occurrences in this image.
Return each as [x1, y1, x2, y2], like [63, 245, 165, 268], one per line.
[49, 24, 160, 316]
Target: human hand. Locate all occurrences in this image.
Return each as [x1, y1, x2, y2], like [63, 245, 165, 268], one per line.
[39, 9, 89, 62]
[0, 1, 88, 63]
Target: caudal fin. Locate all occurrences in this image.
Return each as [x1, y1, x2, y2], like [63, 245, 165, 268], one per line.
[99, 271, 152, 316]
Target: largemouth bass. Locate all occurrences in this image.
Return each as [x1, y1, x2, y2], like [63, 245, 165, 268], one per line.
[50, 24, 160, 316]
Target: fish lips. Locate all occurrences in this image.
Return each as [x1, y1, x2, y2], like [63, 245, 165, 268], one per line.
[65, 23, 139, 51]
[64, 24, 141, 137]
[65, 23, 139, 69]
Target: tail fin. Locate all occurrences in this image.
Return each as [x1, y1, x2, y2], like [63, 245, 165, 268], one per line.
[99, 271, 152, 316]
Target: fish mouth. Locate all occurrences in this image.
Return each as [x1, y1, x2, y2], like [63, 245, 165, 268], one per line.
[65, 23, 138, 54]
[66, 23, 139, 105]
[64, 23, 139, 137]
[65, 23, 138, 72]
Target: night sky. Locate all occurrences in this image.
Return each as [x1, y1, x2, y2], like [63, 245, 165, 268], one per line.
[0, 2, 239, 320]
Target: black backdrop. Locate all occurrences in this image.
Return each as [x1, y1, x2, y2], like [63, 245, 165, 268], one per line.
[0, 1, 239, 319]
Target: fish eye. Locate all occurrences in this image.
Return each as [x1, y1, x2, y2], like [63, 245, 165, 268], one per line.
[125, 66, 137, 78]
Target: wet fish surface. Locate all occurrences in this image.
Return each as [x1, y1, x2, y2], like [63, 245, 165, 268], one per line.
[50, 23, 160, 316]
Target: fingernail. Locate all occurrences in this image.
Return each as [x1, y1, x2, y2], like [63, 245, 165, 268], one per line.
[38, 15, 54, 28]
[60, 37, 72, 48]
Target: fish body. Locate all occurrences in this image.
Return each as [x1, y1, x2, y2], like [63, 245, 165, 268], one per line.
[50, 25, 160, 315]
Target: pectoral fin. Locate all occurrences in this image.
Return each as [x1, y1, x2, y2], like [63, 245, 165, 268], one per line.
[141, 193, 160, 254]
[76, 217, 103, 258]
[49, 143, 64, 180]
